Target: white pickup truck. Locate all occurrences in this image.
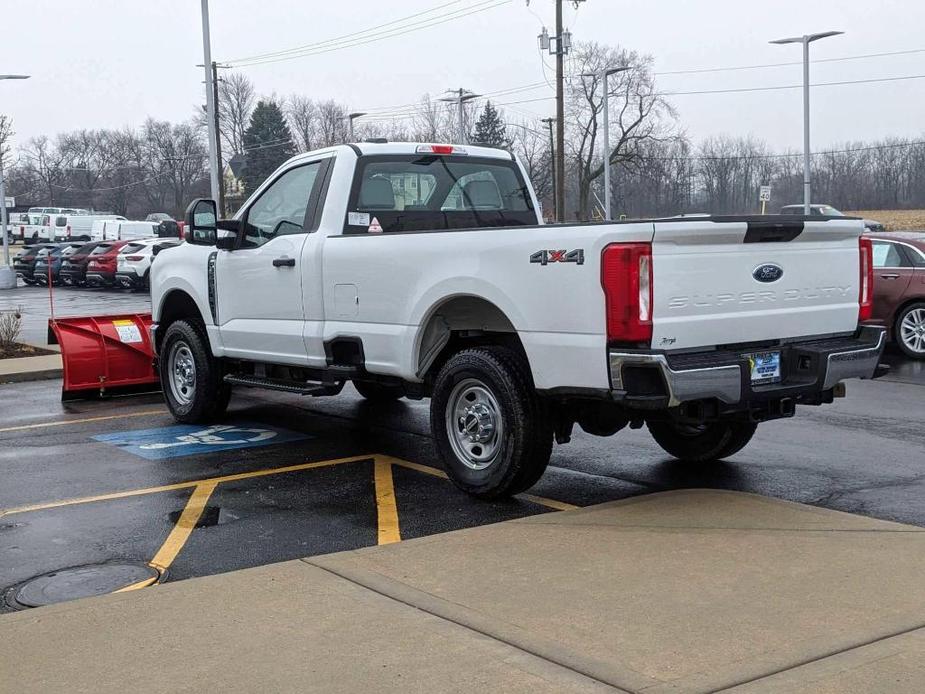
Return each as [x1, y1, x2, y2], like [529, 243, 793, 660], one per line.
[150, 141, 886, 498]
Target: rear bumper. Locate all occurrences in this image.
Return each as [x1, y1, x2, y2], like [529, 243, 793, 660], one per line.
[609, 326, 887, 410]
[85, 271, 116, 286]
[115, 271, 144, 288]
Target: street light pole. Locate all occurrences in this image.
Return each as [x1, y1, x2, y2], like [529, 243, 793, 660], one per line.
[770, 31, 843, 215]
[200, 0, 221, 204]
[583, 67, 630, 221]
[348, 112, 367, 142]
[0, 74, 30, 290]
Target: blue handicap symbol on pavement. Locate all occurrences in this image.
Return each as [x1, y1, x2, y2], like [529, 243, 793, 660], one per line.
[93, 421, 311, 460]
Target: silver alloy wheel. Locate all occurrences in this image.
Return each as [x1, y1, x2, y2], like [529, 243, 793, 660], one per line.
[900, 308, 925, 354]
[167, 340, 197, 406]
[445, 378, 503, 470]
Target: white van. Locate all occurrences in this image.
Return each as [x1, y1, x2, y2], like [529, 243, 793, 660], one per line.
[53, 214, 126, 241]
[90, 219, 158, 242]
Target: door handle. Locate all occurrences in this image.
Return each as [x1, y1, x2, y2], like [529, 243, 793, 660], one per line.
[272, 257, 296, 268]
[880, 273, 900, 280]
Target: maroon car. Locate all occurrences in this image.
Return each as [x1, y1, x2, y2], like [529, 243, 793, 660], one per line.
[865, 232, 925, 359]
[84, 240, 129, 287]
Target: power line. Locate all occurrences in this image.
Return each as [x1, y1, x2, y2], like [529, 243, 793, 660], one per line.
[493, 73, 925, 107]
[227, 0, 512, 67]
[630, 140, 925, 163]
[223, 0, 471, 64]
[654, 47, 925, 76]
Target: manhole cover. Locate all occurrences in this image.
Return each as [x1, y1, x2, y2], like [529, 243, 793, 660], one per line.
[6, 562, 160, 609]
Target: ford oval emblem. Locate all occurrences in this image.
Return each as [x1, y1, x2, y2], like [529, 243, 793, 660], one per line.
[753, 263, 784, 283]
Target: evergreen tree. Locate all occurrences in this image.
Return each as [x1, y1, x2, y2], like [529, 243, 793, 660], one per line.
[241, 99, 296, 193]
[472, 101, 511, 149]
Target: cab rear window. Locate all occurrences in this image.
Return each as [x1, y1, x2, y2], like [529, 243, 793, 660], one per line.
[344, 155, 535, 234]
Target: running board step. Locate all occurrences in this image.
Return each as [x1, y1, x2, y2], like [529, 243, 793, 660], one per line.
[224, 374, 331, 396]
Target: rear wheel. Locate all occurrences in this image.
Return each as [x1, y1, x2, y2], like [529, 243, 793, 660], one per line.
[895, 302, 925, 359]
[430, 346, 552, 499]
[647, 420, 757, 463]
[353, 381, 404, 402]
[159, 320, 230, 423]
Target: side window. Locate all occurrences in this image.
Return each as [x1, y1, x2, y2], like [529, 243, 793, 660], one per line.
[872, 241, 906, 269]
[241, 162, 322, 249]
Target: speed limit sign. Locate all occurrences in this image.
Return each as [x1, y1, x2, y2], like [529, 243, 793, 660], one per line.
[759, 185, 772, 202]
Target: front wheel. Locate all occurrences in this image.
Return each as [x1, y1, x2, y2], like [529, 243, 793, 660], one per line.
[895, 302, 925, 359]
[159, 320, 230, 423]
[430, 346, 552, 499]
[647, 420, 757, 463]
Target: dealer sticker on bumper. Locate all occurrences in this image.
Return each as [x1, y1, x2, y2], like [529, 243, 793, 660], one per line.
[748, 351, 781, 384]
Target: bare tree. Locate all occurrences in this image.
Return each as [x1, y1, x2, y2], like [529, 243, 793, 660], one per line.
[509, 121, 552, 216]
[567, 41, 677, 219]
[0, 115, 14, 172]
[19, 136, 67, 204]
[314, 100, 349, 147]
[286, 95, 317, 152]
[217, 71, 255, 156]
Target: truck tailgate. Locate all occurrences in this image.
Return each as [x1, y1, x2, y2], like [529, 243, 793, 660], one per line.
[651, 219, 863, 351]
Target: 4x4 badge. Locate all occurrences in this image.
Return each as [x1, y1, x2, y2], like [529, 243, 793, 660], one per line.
[530, 249, 585, 266]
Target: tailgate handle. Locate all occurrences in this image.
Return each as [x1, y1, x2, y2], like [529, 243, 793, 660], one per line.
[744, 221, 804, 244]
[273, 256, 296, 268]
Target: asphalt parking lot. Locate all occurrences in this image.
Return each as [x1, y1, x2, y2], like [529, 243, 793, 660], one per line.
[1, 345, 923, 610]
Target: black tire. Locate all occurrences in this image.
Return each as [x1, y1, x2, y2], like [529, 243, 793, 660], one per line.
[353, 380, 404, 402]
[158, 319, 230, 423]
[22, 278, 36, 286]
[894, 302, 925, 360]
[647, 420, 757, 463]
[430, 346, 552, 499]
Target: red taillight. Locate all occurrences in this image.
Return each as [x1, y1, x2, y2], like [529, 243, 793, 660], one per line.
[858, 236, 874, 321]
[66, 225, 71, 237]
[601, 243, 653, 344]
[126, 255, 143, 261]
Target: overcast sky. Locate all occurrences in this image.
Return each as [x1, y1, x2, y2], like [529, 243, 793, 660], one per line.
[4, 0, 924, 153]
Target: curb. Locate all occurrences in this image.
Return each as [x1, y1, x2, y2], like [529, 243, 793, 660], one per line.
[0, 367, 63, 384]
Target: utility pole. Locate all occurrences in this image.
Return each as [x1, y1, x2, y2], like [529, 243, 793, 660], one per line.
[199, 0, 221, 204]
[440, 88, 481, 144]
[539, 1, 584, 221]
[541, 117, 557, 222]
[554, 0, 565, 222]
[211, 61, 226, 216]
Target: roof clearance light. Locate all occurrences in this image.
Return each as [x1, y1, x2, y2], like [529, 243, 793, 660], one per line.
[416, 144, 467, 155]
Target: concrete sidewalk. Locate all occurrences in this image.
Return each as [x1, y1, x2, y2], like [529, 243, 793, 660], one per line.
[3, 490, 925, 693]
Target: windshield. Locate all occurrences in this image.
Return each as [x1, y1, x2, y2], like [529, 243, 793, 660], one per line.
[346, 155, 535, 234]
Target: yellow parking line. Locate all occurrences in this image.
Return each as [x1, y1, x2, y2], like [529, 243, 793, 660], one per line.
[148, 481, 218, 573]
[374, 460, 401, 545]
[113, 576, 159, 593]
[0, 409, 168, 434]
[0, 454, 374, 517]
[381, 456, 579, 511]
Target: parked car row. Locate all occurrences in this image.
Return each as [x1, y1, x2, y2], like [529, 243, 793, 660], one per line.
[12, 238, 181, 291]
[7, 207, 182, 244]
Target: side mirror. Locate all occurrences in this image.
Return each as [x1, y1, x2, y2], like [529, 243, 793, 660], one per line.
[215, 219, 241, 251]
[184, 198, 217, 245]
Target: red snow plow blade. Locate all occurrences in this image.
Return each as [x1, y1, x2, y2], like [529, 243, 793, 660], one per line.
[48, 314, 161, 401]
